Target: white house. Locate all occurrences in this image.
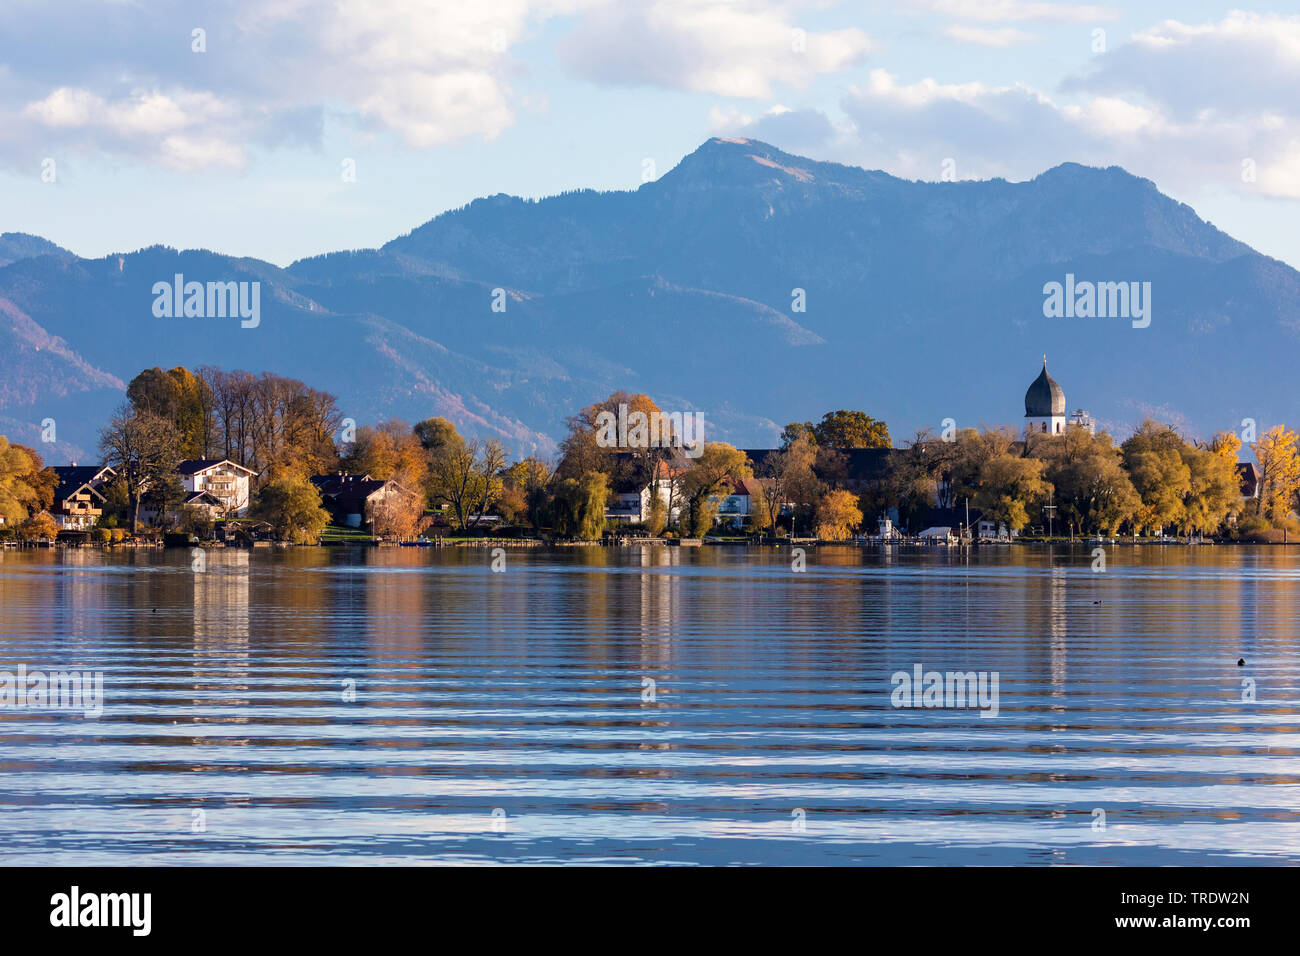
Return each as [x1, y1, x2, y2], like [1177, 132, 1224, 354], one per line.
[50, 465, 117, 530]
[177, 459, 257, 516]
[605, 455, 689, 524]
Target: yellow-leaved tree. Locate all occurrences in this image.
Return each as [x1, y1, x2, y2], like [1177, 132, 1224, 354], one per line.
[1252, 425, 1300, 524]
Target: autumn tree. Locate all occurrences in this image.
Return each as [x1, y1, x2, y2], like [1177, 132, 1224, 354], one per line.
[499, 457, 553, 529]
[127, 366, 213, 459]
[414, 417, 460, 455]
[814, 489, 863, 540]
[753, 435, 818, 536]
[886, 431, 946, 532]
[98, 406, 183, 533]
[1179, 444, 1240, 536]
[646, 490, 669, 536]
[196, 367, 339, 474]
[556, 391, 667, 483]
[679, 443, 751, 537]
[1032, 428, 1139, 535]
[0, 436, 56, 528]
[340, 420, 427, 490]
[1209, 430, 1242, 462]
[368, 491, 424, 539]
[18, 511, 58, 542]
[944, 426, 1017, 508]
[426, 430, 507, 531]
[1251, 425, 1300, 524]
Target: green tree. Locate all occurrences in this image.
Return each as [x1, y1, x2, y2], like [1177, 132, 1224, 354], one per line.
[973, 454, 1053, 533]
[413, 417, 460, 455]
[254, 471, 330, 543]
[552, 472, 609, 539]
[811, 410, 891, 449]
[1032, 428, 1140, 535]
[1122, 420, 1191, 534]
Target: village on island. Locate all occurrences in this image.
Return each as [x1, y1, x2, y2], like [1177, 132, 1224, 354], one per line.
[0, 358, 1281, 549]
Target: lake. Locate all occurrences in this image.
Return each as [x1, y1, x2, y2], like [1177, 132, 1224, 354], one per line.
[0, 544, 1297, 865]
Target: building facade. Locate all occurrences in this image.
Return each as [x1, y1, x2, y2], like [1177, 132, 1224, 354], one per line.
[177, 460, 257, 516]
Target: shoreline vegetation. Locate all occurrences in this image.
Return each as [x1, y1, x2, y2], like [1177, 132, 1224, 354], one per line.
[2, 364, 1296, 550]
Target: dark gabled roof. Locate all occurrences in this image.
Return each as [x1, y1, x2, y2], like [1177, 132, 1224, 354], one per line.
[743, 447, 897, 482]
[311, 473, 378, 496]
[837, 448, 895, 481]
[177, 458, 256, 476]
[51, 465, 114, 502]
[184, 491, 223, 506]
[311, 473, 414, 508]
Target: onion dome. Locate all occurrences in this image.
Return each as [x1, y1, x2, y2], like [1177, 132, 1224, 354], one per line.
[1025, 359, 1065, 418]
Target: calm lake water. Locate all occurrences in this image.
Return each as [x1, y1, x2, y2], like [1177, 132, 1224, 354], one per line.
[0, 544, 1297, 865]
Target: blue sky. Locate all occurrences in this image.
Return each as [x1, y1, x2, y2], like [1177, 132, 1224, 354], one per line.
[3, 1, 1299, 269]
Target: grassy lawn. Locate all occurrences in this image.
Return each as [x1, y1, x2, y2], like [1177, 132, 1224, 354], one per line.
[319, 525, 374, 542]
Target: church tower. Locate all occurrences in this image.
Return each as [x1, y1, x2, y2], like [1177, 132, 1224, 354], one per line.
[1025, 357, 1066, 436]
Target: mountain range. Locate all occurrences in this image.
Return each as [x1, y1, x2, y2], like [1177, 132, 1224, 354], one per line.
[3, 137, 1298, 464]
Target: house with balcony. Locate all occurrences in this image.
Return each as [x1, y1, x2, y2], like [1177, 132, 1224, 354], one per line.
[50, 465, 117, 530]
[177, 459, 257, 517]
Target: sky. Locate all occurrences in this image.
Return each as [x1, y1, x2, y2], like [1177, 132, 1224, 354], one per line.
[2, 1, 1299, 269]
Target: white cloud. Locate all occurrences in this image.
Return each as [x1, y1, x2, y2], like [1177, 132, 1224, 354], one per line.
[943, 25, 1036, 47]
[159, 135, 246, 172]
[22, 87, 244, 169]
[1, 0, 875, 170]
[0, 0, 582, 170]
[725, 13, 1300, 200]
[906, 1, 1116, 24]
[22, 87, 98, 127]
[558, 1, 871, 98]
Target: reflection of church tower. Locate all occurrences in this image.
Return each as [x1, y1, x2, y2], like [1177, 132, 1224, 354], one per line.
[1025, 356, 1066, 436]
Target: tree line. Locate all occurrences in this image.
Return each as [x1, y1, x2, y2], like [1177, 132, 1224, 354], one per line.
[0, 372, 1284, 543]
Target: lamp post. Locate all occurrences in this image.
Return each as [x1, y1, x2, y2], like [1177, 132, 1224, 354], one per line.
[1042, 502, 1056, 540]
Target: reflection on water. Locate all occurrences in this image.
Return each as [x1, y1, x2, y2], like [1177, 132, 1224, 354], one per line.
[0, 544, 1298, 865]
